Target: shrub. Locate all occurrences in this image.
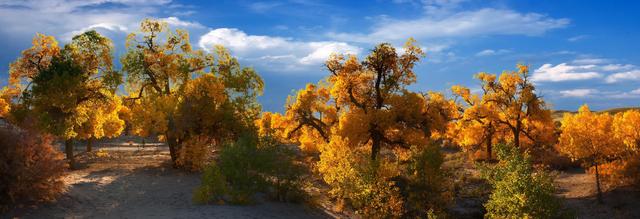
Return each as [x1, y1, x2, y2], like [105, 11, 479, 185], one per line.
[193, 162, 227, 204]
[480, 144, 560, 219]
[176, 135, 212, 172]
[317, 137, 448, 218]
[193, 134, 306, 205]
[405, 145, 451, 216]
[0, 127, 65, 212]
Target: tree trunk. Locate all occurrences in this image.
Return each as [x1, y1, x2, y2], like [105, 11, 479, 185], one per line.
[512, 127, 520, 148]
[86, 138, 93, 152]
[65, 139, 75, 169]
[371, 133, 381, 161]
[486, 131, 493, 160]
[167, 132, 178, 166]
[595, 162, 604, 203]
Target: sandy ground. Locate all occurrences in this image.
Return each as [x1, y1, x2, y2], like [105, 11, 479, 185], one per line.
[5, 148, 330, 219]
[555, 168, 640, 218]
[5, 142, 640, 219]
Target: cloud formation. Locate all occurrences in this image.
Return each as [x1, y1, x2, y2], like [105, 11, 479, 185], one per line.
[328, 8, 569, 44]
[533, 59, 640, 83]
[0, 0, 201, 43]
[475, 49, 510, 57]
[199, 28, 361, 72]
[559, 89, 598, 98]
[532, 63, 603, 82]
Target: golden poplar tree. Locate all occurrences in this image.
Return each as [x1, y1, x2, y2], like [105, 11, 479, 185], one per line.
[272, 39, 455, 161]
[558, 105, 625, 202]
[449, 65, 555, 159]
[123, 19, 263, 166]
[7, 31, 122, 168]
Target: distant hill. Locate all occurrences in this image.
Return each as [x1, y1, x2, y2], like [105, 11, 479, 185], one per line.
[551, 107, 640, 122]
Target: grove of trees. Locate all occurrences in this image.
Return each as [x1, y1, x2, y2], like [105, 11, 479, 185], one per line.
[1, 18, 639, 218]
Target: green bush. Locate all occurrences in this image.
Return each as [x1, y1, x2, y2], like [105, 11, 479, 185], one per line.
[193, 162, 227, 204]
[193, 134, 306, 205]
[480, 144, 560, 219]
[405, 145, 451, 217]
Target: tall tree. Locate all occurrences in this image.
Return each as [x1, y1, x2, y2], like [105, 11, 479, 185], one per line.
[558, 105, 625, 203]
[123, 20, 263, 165]
[8, 31, 121, 168]
[449, 65, 555, 159]
[122, 19, 209, 163]
[271, 39, 455, 161]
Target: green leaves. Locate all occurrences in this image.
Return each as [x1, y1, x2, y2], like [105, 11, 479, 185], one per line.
[480, 144, 560, 219]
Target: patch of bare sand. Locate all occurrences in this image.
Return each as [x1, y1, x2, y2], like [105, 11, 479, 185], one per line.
[555, 168, 640, 218]
[7, 150, 330, 219]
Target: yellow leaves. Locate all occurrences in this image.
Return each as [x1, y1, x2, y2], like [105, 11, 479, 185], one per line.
[73, 94, 125, 140]
[9, 33, 60, 86]
[451, 64, 555, 157]
[558, 104, 625, 161]
[0, 98, 9, 118]
[475, 72, 496, 83]
[612, 110, 640, 152]
[183, 74, 227, 102]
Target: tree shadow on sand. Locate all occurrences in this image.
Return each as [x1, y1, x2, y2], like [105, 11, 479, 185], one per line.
[6, 154, 331, 219]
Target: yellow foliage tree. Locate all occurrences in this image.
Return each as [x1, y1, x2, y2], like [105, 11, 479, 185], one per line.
[277, 39, 455, 161]
[259, 39, 455, 217]
[558, 105, 625, 202]
[449, 65, 555, 160]
[74, 95, 126, 152]
[123, 19, 263, 166]
[7, 31, 122, 168]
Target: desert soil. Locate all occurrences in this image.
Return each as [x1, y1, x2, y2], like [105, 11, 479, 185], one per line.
[5, 146, 330, 219]
[5, 143, 640, 219]
[555, 168, 640, 218]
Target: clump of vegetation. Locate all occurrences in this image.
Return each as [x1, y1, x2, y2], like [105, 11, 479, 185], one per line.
[316, 138, 449, 218]
[193, 134, 306, 205]
[480, 144, 561, 219]
[0, 128, 65, 212]
[176, 135, 212, 172]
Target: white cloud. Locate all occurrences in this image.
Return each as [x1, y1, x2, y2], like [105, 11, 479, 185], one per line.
[568, 35, 588, 42]
[533, 59, 640, 83]
[475, 49, 510, 57]
[606, 70, 640, 83]
[532, 63, 602, 82]
[160, 17, 204, 28]
[0, 0, 201, 43]
[572, 58, 608, 65]
[198, 28, 361, 72]
[327, 8, 569, 44]
[609, 88, 640, 99]
[247, 2, 282, 13]
[559, 89, 598, 98]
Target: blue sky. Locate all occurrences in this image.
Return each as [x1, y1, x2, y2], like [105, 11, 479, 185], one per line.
[1, 0, 639, 112]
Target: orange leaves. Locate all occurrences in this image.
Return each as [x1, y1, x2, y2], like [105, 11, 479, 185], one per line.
[0, 98, 8, 118]
[558, 104, 624, 161]
[450, 64, 555, 159]
[613, 110, 640, 152]
[9, 33, 60, 86]
[277, 39, 452, 161]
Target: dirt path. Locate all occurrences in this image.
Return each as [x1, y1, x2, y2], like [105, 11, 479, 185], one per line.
[6, 150, 330, 219]
[555, 168, 640, 218]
